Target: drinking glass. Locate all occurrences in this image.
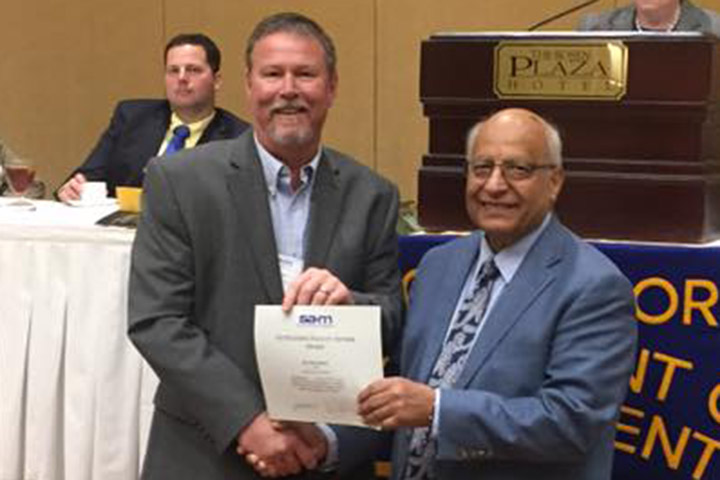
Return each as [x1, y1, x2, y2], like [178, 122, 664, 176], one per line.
[3, 160, 37, 209]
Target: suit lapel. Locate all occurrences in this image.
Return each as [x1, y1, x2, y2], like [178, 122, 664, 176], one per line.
[225, 132, 284, 303]
[455, 219, 565, 388]
[407, 234, 480, 383]
[199, 109, 225, 143]
[304, 150, 343, 268]
[139, 103, 170, 159]
[125, 104, 169, 187]
[676, 2, 705, 30]
[612, 6, 636, 29]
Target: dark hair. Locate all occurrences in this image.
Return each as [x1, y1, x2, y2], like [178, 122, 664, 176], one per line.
[245, 12, 336, 75]
[164, 33, 221, 73]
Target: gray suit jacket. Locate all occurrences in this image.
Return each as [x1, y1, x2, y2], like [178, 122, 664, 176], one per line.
[128, 130, 402, 479]
[578, 0, 720, 36]
[384, 218, 636, 480]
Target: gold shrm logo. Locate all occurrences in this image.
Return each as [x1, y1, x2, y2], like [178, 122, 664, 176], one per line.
[494, 41, 628, 100]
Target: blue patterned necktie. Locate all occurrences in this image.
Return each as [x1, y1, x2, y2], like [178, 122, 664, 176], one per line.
[164, 125, 190, 155]
[403, 258, 500, 480]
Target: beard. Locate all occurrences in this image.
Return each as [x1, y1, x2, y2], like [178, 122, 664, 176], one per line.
[266, 121, 315, 148]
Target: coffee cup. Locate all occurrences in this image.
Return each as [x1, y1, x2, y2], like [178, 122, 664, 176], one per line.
[81, 181, 108, 203]
[116, 186, 142, 212]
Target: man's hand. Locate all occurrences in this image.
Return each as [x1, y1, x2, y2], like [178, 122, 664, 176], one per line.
[57, 173, 86, 203]
[358, 377, 435, 429]
[284, 421, 328, 466]
[282, 267, 354, 312]
[237, 413, 324, 477]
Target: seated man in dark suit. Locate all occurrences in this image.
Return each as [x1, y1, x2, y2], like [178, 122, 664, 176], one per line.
[356, 109, 637, 480]
[577, 0, 720, 35]
[56, 33, 248, 201]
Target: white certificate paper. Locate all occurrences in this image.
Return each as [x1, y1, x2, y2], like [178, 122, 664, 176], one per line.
[254, 305, 383, 427]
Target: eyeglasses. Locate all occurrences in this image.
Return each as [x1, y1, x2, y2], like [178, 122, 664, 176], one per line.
[467, 160, 556, 182]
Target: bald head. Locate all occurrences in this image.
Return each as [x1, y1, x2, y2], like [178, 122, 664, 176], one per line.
[467, 109, 562, 168]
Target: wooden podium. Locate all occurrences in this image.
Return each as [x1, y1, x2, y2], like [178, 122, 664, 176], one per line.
[418, 32, 720, 242]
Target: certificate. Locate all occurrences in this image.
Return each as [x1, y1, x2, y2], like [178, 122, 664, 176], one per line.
[254, 305, 383, 427]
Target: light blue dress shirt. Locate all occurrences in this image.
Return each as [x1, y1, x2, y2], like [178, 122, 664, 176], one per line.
[254, 136, 341, 466]
[255, 135, 320, 261]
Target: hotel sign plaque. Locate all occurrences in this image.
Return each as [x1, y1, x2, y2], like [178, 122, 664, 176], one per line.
[494, 41, 628, 100]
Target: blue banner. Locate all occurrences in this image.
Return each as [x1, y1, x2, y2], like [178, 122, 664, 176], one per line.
[398, 235, 720, 480]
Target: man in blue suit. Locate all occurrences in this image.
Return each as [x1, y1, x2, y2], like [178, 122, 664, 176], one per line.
[56, 33, 248, 201]
[357, 108, 637, 480]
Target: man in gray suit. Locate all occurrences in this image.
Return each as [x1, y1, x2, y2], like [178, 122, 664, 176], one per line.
[128, 12, 402, 479]
[577, 0, 720, 35]
[357, 109, 637, 480]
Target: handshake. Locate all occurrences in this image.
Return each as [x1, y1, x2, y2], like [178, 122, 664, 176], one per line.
[237, 412, 328, 478]
[237, 378, 436, 477]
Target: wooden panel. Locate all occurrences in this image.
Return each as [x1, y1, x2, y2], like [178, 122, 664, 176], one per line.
[0, 0, 163, 192]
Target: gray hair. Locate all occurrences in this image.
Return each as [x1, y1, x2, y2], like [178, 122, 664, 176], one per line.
[466, 111, 563, 166]
[245, 12, 337, 76]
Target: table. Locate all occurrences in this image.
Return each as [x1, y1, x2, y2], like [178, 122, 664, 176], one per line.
[0, 200, 157, 480]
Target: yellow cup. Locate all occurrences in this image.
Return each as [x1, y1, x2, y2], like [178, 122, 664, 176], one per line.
[116, 186, 142, 212]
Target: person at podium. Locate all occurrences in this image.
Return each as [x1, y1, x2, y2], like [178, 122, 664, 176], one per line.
[577, 0, 720, 35]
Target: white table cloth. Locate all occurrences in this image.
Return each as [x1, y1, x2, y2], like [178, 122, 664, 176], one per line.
[0, 200, 158, 480]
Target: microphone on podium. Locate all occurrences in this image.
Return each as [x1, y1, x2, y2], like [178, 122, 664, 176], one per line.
[528, 0, 601, 31]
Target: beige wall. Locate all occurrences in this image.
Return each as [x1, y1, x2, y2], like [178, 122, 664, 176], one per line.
[0, 0, 164, 192]
[3, 0, 720, 201]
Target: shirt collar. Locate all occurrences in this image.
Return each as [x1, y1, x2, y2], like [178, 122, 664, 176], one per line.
[478, 213, 552, 284]
[169, 111, 216, 137]
[254, 134, 321, 196]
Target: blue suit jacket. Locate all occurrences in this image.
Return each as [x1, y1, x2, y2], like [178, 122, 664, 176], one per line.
[63, 99, 248, 196]
[391, 217, 637, 480]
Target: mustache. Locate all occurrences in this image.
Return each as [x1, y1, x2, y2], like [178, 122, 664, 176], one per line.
[270, 101, 308, 114]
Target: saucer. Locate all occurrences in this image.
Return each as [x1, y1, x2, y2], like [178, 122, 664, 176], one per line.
[0, 198, 37, 211]
[67, 198, 118, 208]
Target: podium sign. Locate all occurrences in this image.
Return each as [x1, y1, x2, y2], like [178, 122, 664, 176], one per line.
[418, 32, 720, 242]
[494, 40, 628, 100]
